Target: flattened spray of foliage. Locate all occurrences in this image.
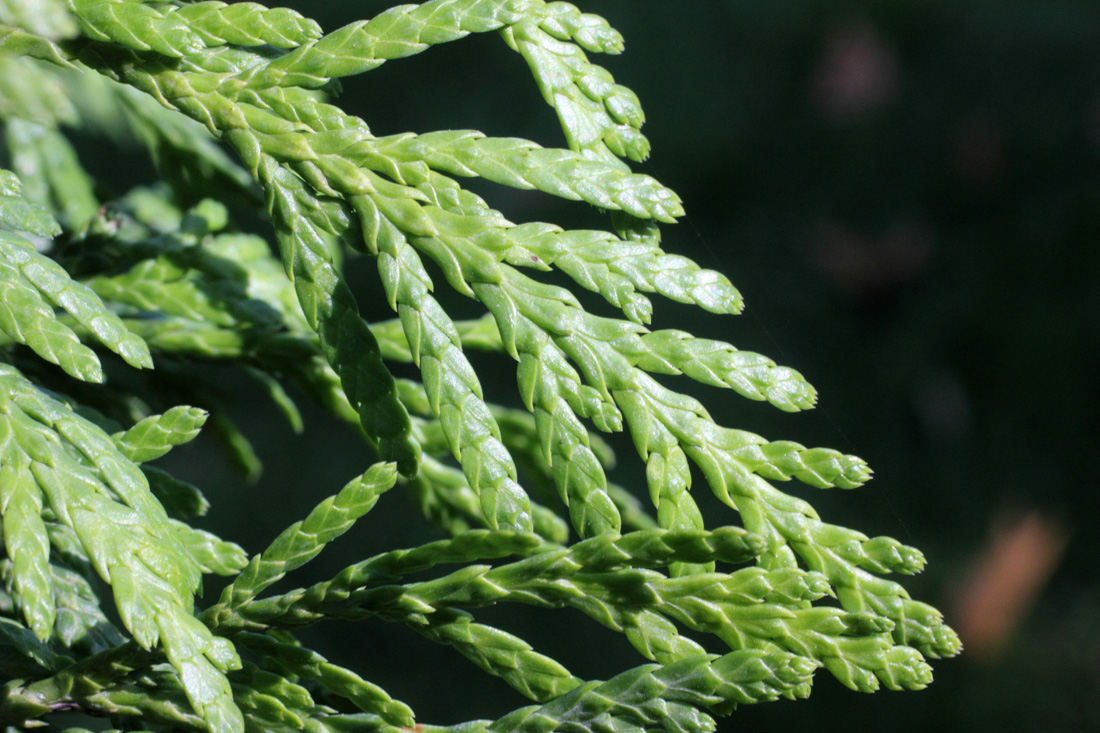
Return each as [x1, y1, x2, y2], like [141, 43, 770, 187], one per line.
[0, 1, 959, 731]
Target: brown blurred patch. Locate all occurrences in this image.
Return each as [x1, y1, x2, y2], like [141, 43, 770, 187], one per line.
[811, 219, 932, 298]
[953, 508, 1070, 661]
[812, 21, 899, 121]
[955, 115, 1006, 188]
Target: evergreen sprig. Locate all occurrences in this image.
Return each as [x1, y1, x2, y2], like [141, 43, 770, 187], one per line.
[0, 1, 958, 731]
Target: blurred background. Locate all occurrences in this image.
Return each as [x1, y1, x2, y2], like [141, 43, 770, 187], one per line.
[136, 1, 1099, 731]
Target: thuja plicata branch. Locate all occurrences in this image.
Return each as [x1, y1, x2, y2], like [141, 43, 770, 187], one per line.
[0, 1, 958, 731]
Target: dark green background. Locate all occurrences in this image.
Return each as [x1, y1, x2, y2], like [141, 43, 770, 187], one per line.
[139, 2, 1099, 731]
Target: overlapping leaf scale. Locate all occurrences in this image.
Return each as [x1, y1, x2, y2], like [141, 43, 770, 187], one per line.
[0, 173, 152, 381]
[491, 405, 623, 517]
[510, 220, 745, 323]
[481, 287, 620, 537]
[372, 312, 503, 362]
[237, 631, 416, 728]
[626, 405, 707, 578]
[194, 98, 516, 521]
[414, 405, 602, 541]
[352, 188, 533, 531]
[215, 527, 927, 698]
[301, 121, 737, 323]
[0, 451, 55, 641]
[231, 661, 435, 732]
[0, 22, 77, 70]
[68, 0, 319, 58]
[92, 51, 739, 548]
[434, 270, 856, 583]
[393, 307, 614, 538]
[56, 3, 961, 716]
[112, 405, 208, 463]
[0, 239, 103, 382]
[0, 167, 60, 236]
[261, 137, 634, 538]
[44, 516, 101, 584]
[352, 130, 682, 222]
[497, 12, 748, 319]
[82, 190, 547, 540]
[627, 330, 816, 412]
[464, 267, 841, 558]
[334, 179, 730, 542]
[309, 529, 548, 590]
[439, 651, 815, 733]
[502, 15, 647, 165]
[69, 0, 208, 57]
[406, 422, 568, 542]
[230, 662, 320, 731]
[651, 417, 960, 672]
[0, 364, 244, 730]
[3, 641, 228, 730]
[537, 1, 623, 54]
[419, 607, 583, 702]
[303, 531, 929, 692]
[247, 153, 420, 476]
[242, 0, 622, 93]
[790, 527, 958, 661]
[214, 462, 397, 611]
[217, 568, 582, 703]
[186, 105, 771, 538]
[172, 521, 248, 577]
[622, 378, 866, 492]
[493, 268, 814, 415]
[47, 556, 126, 653]
[115, 83, 258, 204]
[247, 100, 752, 541]
[249, 0, 547, 89]
[218, 527, 764, 627]
[174, 1, 322, 49]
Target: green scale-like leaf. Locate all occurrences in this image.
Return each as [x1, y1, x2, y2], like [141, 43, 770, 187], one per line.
[215, 462, 397, 610]
[336, 130, 683, 222]
[444, 651, 817, 733]
[0, 168, 60, 236]
[0, 449, 54, 641]
[0, 170, 152, 381]
[113, 405, 208, 463]
[236, 631, 416, 728]
[69, 0, 319, 57]
[0, 364, 244, 731]
[502, 14, 648, 164]
[235, 149, 421, 477]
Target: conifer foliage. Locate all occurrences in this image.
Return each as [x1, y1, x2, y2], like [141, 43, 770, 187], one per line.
[0, 1, 960, 730]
